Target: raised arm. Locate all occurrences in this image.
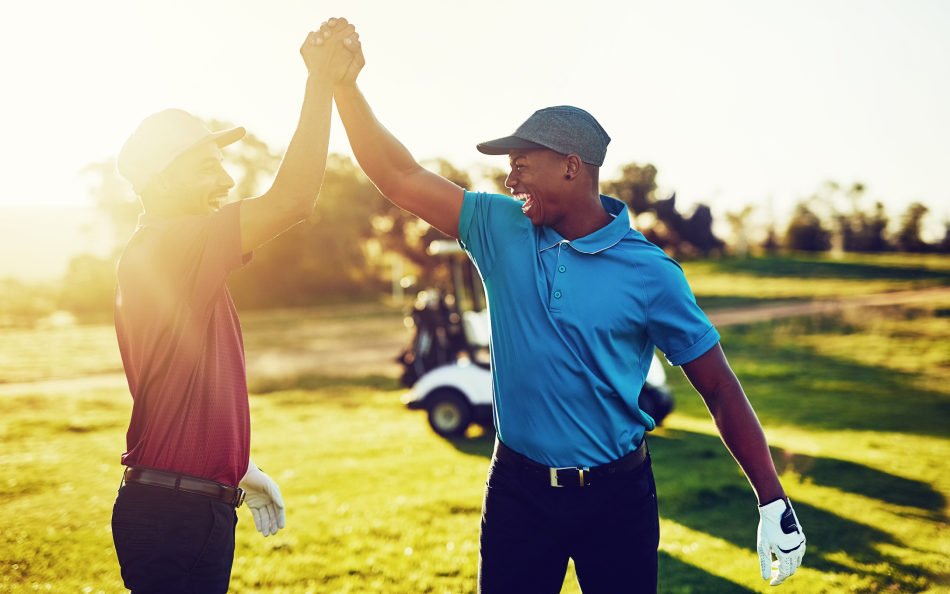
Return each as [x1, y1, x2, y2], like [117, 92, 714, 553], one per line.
[328, 24, 464, 239]
[239, 19, 359, 254]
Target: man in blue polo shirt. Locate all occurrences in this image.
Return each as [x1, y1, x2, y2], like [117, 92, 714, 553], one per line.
[326, 23, 805, 593]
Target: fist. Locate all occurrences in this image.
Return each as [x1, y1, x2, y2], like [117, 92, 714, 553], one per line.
[300, 17, 360, 84]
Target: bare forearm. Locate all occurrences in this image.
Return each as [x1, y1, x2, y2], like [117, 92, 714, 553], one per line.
[334, 83, 420, 197]
[705, 380, 786, 504]
[682, 345, 786, 505]
[267, 75, 335, 215]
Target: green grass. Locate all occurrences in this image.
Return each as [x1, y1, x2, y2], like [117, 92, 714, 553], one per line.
[681, 253, 950, 302]
[2, 255, 950, 592]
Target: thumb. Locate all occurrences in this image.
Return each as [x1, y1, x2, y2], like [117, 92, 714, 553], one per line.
[264, 478, 285, 509]
[343, 39, 364, 77]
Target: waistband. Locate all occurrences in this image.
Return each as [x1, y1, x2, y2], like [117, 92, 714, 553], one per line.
[492, 438, 649, 487]
[122, 466, 245, 507]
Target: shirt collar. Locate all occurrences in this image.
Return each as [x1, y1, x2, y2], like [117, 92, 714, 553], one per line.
[537, 195, 630, 254]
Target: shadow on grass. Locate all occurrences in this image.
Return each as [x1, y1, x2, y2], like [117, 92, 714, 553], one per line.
[707, 256, 950, 283]
[666, 319, 950, 439]
[694, 296, 809, 313]
[658, 551, 757, 594]
[771, 449, 945, 513]
[446, 431, 496, 459]
[651, 430, 933, 591]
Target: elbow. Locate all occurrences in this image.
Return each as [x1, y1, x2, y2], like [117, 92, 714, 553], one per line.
[293, 196, 317, 222]
[376, 166, 421, 204]
[274, 191, 317, 223]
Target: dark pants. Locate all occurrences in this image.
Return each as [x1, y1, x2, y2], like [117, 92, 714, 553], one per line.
[478, 450, 659, 594]
[112, 481, 238, 594]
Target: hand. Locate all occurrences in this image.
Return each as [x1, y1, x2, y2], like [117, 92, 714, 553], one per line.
[240, 467, 286, 537]
[757, 498, 806, 586]
[319, 18, 364, 86]
[300, 17, 359, 84]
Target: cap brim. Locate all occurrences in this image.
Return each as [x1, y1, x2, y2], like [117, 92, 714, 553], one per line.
[476, 136, 548, 156]
[209, 127, 246, 148]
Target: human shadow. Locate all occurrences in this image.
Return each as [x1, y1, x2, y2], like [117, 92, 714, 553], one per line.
[446, 430, 495, 459]
[650, 430, 934, 589]
[658, 551, 757, 594]
[771, 448, 945, 514]
[665, 319, 950, 439]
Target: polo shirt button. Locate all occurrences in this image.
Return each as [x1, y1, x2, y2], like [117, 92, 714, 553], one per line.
[558, 265, 566, 273]
[554, 291, 562, 299]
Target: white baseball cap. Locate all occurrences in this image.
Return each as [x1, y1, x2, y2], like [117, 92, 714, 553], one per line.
[117, 109, 245, 194]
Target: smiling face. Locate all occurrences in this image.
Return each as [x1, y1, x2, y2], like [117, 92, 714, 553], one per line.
[506, 149, 575, 228]
[141, 141, 234, 217]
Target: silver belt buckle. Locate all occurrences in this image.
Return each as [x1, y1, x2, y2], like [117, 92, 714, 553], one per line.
[549, 466, 589, 487]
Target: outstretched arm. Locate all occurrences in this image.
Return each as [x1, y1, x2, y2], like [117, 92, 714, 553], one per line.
[239, 18, 360, 254]
[328, 23, 464, 239]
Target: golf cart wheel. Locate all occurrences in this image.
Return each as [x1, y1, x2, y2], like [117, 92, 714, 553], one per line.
[426, 389, 472, 438]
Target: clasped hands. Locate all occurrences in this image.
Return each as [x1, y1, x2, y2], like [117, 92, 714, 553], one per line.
[300, 17, 364, 86]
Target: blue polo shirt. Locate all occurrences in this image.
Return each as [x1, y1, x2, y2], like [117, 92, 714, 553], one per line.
[458, 191, 720, 467]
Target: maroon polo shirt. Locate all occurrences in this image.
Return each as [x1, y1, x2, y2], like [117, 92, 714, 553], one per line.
[114, 201, 252, 487]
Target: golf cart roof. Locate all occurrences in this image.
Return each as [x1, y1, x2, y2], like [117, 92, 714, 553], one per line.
[428, 240, 465, 256]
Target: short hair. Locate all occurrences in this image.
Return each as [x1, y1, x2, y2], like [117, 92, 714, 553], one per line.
[584, 163, 600, 193]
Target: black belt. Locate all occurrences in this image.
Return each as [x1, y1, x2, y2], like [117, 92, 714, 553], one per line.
[493, 438, 649, 487]
[123, 466, 245, 508]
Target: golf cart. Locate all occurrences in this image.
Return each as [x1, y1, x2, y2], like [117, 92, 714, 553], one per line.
[397, 240, 675, 437]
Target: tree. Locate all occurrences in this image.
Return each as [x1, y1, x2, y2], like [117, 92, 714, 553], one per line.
[365, 159, 471, 293]
[895, 202, 931, 253]
[726, 206, 754, 258]
[80, 159, 142, 249]
[786, 202, 831, 252]
[227, 154, 385, 307]
[833, 183, 891, 252]
[602, 162, 723, 255]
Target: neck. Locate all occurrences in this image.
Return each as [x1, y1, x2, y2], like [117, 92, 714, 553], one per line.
[551, 192, 613, 241]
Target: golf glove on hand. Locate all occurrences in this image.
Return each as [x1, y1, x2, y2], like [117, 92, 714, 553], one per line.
[240, 460, 286, 537]
[757, 498, 805, 586]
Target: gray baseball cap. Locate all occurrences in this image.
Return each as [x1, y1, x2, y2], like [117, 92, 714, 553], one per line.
[476, 106, 611, 167]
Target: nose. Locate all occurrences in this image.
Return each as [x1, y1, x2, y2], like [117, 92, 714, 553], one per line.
[219, 165, 235, 190]
[505, 170, 518, 192]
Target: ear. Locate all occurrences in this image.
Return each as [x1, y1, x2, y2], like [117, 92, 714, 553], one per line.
[152, 172, 172, 198]
[564, 154, 582, 180]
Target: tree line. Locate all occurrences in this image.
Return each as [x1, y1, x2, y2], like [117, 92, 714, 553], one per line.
[1, 124, 947, 327]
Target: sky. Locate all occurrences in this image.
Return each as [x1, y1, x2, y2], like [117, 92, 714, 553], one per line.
[1, 0, 948, 255]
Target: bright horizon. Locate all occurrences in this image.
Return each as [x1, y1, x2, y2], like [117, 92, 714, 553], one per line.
[2, 0, 949, 241]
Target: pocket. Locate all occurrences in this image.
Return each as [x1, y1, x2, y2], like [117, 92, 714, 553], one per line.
[186, 500, 236, 580]
[485, 459, 521, 490]
[112, 507, 161, 551]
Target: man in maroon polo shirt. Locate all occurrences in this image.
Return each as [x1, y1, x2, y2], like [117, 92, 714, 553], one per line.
[111, 19, 361, 593]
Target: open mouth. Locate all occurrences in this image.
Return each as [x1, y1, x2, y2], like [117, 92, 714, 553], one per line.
[208, 195, 228, 211]
[514, 193, 535, 215]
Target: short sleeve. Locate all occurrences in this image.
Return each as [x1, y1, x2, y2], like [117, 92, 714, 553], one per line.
[457, 191, 525, 278]
[157, 201, 250, 315]
[643, 255, 720, 366]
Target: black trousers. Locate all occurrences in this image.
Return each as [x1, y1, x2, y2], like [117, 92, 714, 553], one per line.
[112, 481, 238, 594]
[478, 448, 659, 594]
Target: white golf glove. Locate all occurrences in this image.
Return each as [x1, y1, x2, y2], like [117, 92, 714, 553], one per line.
[239, 460, 286, 537]
[757, 498, 805, 586]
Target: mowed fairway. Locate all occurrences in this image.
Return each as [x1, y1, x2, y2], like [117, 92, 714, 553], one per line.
[1, 254, 949, 593]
